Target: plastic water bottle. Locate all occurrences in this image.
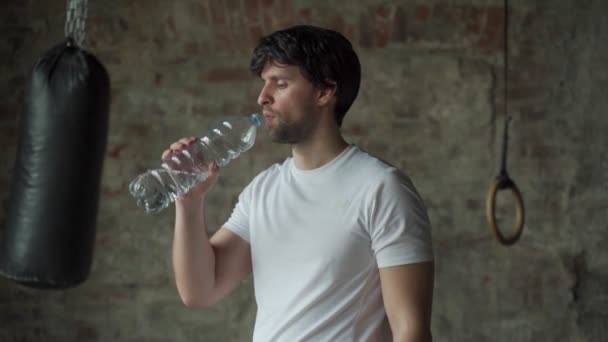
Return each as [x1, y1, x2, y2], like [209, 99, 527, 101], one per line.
[129, 113, 262, 214]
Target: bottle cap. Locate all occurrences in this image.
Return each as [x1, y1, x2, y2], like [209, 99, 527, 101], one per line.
[250, 113, 262, 127]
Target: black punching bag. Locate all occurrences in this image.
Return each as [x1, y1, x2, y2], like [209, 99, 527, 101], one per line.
[0, 38, 110, 288]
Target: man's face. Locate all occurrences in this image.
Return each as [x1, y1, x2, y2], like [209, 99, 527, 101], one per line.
[257, 63, 321, 144]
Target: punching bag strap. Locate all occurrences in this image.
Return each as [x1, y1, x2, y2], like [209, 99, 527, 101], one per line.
[64, 0, 89, 48]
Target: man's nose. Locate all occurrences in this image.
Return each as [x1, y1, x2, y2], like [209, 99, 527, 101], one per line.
[257, 86, 272, 106]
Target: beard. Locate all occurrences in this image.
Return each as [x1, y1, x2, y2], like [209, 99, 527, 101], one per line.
[267, 111, 320, 144]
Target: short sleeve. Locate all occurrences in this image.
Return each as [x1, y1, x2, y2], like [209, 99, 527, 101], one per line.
[223, 181, 253, 243]
[368, 169, 434, 268]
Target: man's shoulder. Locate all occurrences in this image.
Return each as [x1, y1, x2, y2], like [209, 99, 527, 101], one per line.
[348, 145, 416, 190]
[248, 157, 289, 187]
[349, 145, 401, 177]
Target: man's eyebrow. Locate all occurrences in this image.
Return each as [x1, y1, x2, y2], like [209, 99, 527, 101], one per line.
[261, 74, 292, 81]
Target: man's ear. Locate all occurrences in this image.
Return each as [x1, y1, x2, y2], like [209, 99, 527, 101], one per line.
[316, 80, 337, 107]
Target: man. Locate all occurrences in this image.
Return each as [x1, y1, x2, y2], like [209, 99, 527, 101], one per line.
[167, 25, 434, 341]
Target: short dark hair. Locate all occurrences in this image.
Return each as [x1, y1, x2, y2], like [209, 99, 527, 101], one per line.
[250, 25, 361, 127]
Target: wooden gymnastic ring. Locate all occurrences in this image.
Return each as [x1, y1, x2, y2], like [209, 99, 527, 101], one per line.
[486, 177, 525, 246]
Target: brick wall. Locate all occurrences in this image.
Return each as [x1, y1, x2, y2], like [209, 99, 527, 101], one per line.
[1, 0, 606, 341]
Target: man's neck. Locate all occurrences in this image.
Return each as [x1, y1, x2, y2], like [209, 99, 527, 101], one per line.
[291, 124, 349, 171]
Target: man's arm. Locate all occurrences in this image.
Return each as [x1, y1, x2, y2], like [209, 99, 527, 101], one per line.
[168, 138, 252, 307]
[172, 199, 252, 307]
[379, 261, 434, 342]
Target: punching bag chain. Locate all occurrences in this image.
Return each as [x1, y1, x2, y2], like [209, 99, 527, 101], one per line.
[64, 0, 88, 47]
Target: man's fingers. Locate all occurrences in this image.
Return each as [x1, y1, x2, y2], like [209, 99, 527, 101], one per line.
[169, 137, 197, 150]
[163, 137, 198, 160]
[169, 142, 185, 151]
[161, 149, 171, 160]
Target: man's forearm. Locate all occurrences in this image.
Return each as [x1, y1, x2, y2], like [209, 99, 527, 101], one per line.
[172, 200, 216, 306]
[393, 328, 432, 342]
[391, 318, 432, 342]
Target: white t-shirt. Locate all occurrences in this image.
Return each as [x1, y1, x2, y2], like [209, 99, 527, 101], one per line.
[224, 144, 433, 342]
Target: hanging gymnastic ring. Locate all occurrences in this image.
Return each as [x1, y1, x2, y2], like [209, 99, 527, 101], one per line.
[486, 175, 525, 246]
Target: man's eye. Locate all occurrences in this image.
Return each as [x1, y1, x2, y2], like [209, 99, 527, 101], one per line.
[277, 83, 287, 89]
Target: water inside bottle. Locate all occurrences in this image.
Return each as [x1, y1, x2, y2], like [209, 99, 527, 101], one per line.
[129, 169, 208, 214]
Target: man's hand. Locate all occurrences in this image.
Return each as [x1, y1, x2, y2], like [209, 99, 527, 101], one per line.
[161, 137, 220, 207]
